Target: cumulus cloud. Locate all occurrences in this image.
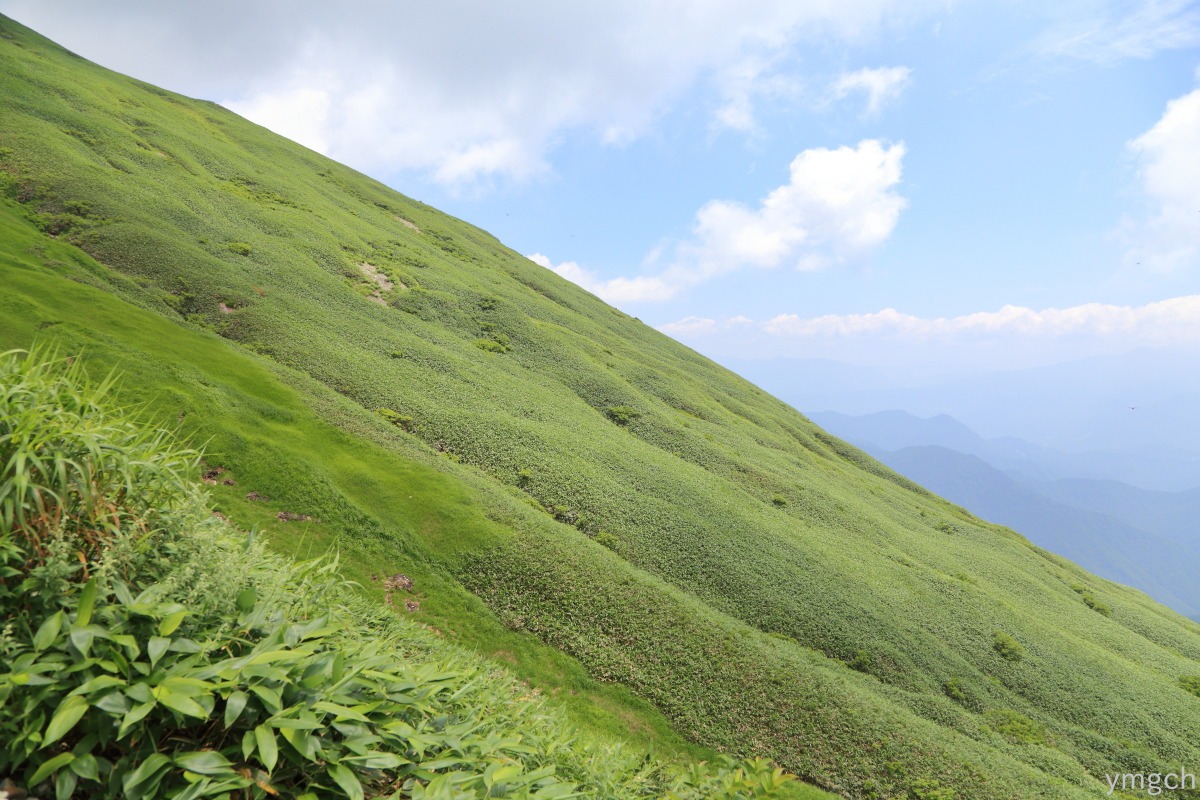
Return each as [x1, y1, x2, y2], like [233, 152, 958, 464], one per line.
[830, 66, 912, 116]
[663, 296, 1200, 346]
[675, 139, 907, 279]
[1038, 0, 1200, 64]
[534, 139, 907, 303]
[0, 0, 941, 187]
[1124, 87, 1200, 273]
[527, 254, 675, 304]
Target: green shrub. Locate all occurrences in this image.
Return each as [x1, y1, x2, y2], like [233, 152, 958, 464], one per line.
[992, 631, 1025, 662]
[0, 348, 195, 567]
[375, 407, 414, 431]
[909, 777, 956, 800]
[1181, 676, 1200, 698]
[594, 531, 621, 551]
[474, 338, 510, 353]
[1071, 586, 1112, 616]
[983, 710, 1047, 745]
[848, 649, 874, 674]
[227, 241, 252, 256]
[771, 494, 788, 508]
[605, 406, 641, 426]
[943, 677, 967, 704]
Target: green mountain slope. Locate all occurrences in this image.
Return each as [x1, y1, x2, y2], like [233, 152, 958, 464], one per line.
[3, 15, 1200, 799]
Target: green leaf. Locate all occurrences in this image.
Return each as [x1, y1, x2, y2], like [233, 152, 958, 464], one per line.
[266, 714, 321, 730]
[68, 626, 94, 657]
[328, 763, 364, 800]
[55, 766, 79, 800]
[43, 695, 88, 746]
[279, 727, 319, 762]
[254, 724, 278, 772]
[312, 700, 371, 722]
[248, 649, 302, 666]
[484, 763, 522, 788]
[75, 578, 98, 627]
[242, 730, 255, 761]
[29, 751, 75, 785]
[250, 684, 282, 714]
[174, 750, 234, 776]
[118, 701, 157, 738]
[94, 691, 131, 715]
[223, 690, 249, 729]
[126, 682, 154, 704]
[122, 753, 171, 800]
[235, 588, 256, 613]
[147, 636, 170, 667]
[155, 688, 207, 719]
[342, 752, 407, 770]
[161, 676, 215, 696]
[33, 611, 64, 652]
[69, 675, 126, 697]
[68, 752, 100, 781]
[159, 610, 187, 637]
[169, 637, 203, 654]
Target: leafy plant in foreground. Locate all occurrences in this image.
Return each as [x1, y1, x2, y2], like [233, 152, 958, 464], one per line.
[0, 350, 795, 799]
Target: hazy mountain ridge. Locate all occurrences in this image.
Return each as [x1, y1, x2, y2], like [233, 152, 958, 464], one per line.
[879, 445, 1200, 618]
[735, 356, 1200, 491]
[812, 409, 1200, 618]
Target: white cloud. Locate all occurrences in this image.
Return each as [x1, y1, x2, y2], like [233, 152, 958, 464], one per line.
[710, 55, 806, 134]
[1038, 0, 1200, 64]
[228, 85, 331, 155]
[0, 0, 943, 187]
[528, 254, 675, 304]
[660, 316, 720, 336]
[830, 66, 912, 116]
[663, 296, 1200, 345]
[533, 139, 907, 303]
[675, 139, 907, 280]
[1124, 87, 1200, 273]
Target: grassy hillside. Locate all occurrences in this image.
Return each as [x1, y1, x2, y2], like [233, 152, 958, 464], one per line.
[3, 14, 1200, 798]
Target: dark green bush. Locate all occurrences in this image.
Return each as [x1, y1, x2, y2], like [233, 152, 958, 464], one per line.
[374, 407, 414, 431]
[984, 710, 1048, 745]
[848, 649, 873, 674]
[1071, 586, 1112, 617]
[593, 531, 620, 551]
[604, 406, 641, 426]
[474, 338, 510, 354]
[992, 631, 1025, 662]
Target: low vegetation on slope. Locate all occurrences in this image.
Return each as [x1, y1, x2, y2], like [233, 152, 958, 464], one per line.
[3, 14, 1200, 799]
[0, 349, 796, 799]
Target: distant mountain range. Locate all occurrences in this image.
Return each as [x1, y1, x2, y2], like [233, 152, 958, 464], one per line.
[730, 353, 1200, 491]
[809, 409, 1200, 618]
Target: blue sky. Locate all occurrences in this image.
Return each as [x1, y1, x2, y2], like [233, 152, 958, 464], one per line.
[5, 0, 1199, 370]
